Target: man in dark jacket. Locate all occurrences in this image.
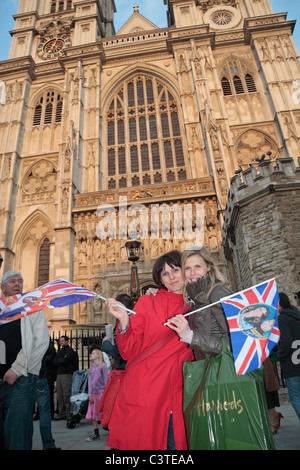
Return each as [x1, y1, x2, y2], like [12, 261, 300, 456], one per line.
[53, 336, 78, 420]
[278, 293, 300, 420]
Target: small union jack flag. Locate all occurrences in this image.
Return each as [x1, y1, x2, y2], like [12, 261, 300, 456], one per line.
[0, 278, 103, 325]
[221, 278, 280, 375]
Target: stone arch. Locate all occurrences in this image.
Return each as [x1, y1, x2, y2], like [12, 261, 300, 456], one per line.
[235, 129, 279, 168]
[24, 84, 64, 155]
[101, 64, 189, 189]
[28, 83, 64, 110]
[21, 158, 58, 205]
[12, 210, 55, 291]
[218, 54, 257, 77]
[218, 55, 258, 96]
[101, 63, 181, 109]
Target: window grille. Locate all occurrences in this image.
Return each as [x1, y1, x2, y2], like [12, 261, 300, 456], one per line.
[38, 238, 50, 286]
[245, 74, 257, 93]
[221, 61, 257, 97]
[33, 91, 63, 126]
[105, 76, 187, 188]
[233, 75, 244, 94]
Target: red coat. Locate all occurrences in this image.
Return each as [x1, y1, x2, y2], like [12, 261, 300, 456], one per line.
[107, 289, 194, 450]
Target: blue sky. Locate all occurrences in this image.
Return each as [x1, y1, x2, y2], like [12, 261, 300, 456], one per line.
[0, 0, 299, 61]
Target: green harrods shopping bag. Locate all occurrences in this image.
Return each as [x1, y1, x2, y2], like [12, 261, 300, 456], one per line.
[183, 340, 275, 450]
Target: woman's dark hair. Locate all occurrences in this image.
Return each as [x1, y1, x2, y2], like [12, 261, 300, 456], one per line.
[279, 292, 291, 309]
[242, 305, 270, 324]
[114, 294, 133, 333]
[116, 293, 132, 310]
[152, 250, 182, 288]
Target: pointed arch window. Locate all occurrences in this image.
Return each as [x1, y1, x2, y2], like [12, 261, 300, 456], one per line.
[105, 76, 187, 188]
[221, 77, 232, 96]
[221, 60, 257, 97]
[38, 238, 50, 286]
[233, 75, 244, 94]
[245, 73, 257, 93]
[33, 104, 42, 126]
[55, 100, 63, 122]
[33, 90, 63, 126]
[44, 103, 53, 124]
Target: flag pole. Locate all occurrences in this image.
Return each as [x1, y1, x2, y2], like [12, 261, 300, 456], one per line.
[97, 295, 136, 315]
[163, 299, 222, 325]
[163, 277, 278, 325]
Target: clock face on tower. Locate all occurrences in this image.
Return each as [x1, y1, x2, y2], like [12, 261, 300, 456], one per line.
[37, 33, 71, 59]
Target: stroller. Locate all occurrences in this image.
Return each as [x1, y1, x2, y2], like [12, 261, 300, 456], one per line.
[66, 370, 89, 429]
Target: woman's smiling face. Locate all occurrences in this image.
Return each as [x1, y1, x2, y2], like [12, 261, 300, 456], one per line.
[184, 254, 210, 283]
[160, 263, 184, 294]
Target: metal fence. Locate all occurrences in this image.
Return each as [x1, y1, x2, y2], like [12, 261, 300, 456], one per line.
[51, 326, 107, 370]
[50, 327, 287, 390]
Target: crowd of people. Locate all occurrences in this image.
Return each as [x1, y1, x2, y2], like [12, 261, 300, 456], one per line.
[0, 246, 300, 450]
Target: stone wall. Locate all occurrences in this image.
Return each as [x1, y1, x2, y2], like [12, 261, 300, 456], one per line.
[222, 157, 300, 305]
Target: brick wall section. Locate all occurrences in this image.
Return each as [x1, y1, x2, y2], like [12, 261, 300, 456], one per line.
[222, 158, 300, 304]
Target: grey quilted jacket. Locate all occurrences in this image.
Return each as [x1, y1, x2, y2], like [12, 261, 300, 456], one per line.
[186, 277, 231, 360]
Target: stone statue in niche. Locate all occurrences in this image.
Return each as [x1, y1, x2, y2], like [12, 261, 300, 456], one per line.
[179, 54, 188, 73]
[193, 57, 203, 79]
[93, 240, 101, 264]
[190, 125, 202, 150]
[62, 187, 69, 214]
[106, 242, 116, 263]
[92, 284, 103, 314]
[205, 206, 217, 227]
[78, 241, 88, 266]
[207, 225, 218, 251]
[150, 239, 159, 258]
[64, 139, 72, 173]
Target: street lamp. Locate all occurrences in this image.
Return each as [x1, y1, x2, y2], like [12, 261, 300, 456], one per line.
[125, 238, 142, 305]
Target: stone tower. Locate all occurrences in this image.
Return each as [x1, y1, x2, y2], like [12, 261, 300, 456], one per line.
[0, 0, 299, 331]
[222, 157, 300, 304]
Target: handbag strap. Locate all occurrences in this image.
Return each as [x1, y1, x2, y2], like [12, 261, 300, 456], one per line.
[127, 330, 175, 370]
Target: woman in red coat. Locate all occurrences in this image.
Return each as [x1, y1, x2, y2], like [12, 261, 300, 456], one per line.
[106, 251, 194, 450]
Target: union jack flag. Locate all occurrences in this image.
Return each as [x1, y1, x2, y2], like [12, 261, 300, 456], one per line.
[221, 278, 280, 375]
[0, 278, 103, 325]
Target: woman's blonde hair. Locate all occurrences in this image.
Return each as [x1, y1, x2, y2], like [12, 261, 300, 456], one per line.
[89, 349, 104, 374]
[181, 247, 228, 300]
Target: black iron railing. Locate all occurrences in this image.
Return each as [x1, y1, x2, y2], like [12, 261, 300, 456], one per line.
[51, 326, 107, 370]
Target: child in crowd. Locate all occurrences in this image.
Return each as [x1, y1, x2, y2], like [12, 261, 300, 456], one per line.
[85, 349, 108, 441]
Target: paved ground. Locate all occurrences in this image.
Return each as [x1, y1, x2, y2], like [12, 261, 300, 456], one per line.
[272, 403, 300, 450]
[32, 402, 300, 451]
[32, 417, 110, 451]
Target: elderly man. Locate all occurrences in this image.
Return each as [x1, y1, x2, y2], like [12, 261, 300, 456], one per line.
[0, 271, 49, 450]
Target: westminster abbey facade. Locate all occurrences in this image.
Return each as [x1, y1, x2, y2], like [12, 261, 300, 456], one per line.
[0, 0, 299, 331]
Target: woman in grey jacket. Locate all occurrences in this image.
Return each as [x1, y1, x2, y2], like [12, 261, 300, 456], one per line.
[167, 247, 231, 359]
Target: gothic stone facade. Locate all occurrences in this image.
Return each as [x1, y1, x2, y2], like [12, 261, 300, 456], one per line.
[0, 0, 300, 331]
[222, 157, 300, 304]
